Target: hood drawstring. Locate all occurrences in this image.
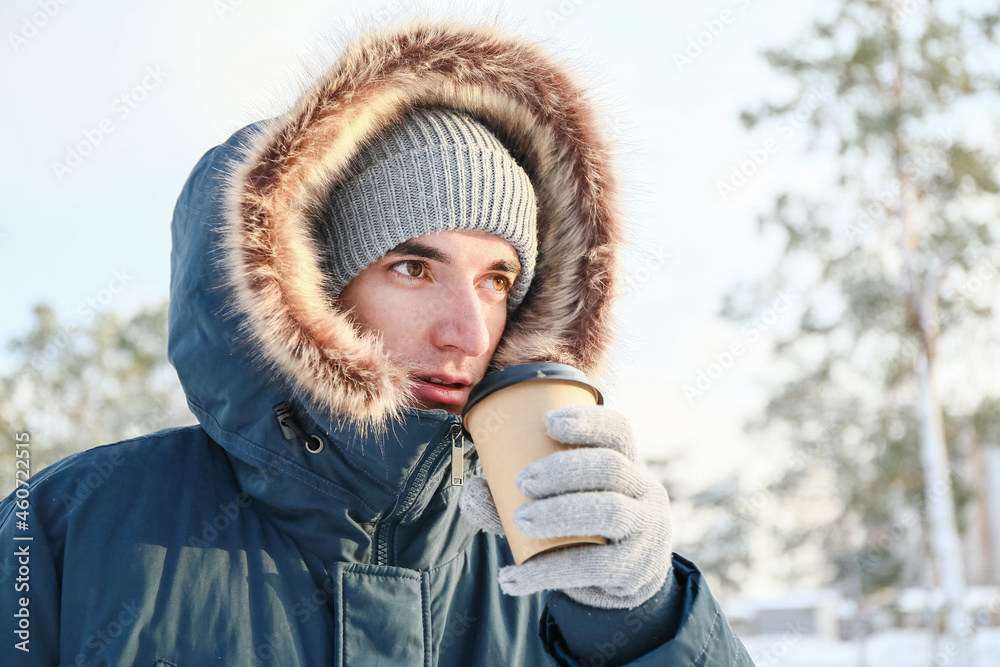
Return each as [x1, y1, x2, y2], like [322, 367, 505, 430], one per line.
[273, 401, 327, 454]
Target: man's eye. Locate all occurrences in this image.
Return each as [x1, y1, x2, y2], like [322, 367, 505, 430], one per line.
[488, 276, 511, 293]
[392, 260, 425, 278]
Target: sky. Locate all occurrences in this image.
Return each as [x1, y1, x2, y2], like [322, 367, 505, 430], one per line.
[0, 0, 844, 595]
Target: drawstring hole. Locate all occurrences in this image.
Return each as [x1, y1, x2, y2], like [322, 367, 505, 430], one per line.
[305, 434, 325, 454]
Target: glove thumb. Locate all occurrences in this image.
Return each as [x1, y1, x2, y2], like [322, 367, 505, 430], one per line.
[459, 475, 505, 535]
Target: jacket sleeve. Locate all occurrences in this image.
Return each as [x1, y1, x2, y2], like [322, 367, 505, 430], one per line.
[541, 553, 755, 666]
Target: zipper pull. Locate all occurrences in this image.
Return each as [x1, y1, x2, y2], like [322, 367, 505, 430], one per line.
[450, 422, 465, 486]
[273, 401, 326, 454]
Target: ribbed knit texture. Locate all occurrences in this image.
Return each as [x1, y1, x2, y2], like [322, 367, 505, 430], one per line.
[459, 404, 674, 610]
[314, 107, 538, 309]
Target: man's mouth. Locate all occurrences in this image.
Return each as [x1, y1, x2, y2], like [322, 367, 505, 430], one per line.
[412, 374, 474, 410]
[420, 376, 466, 388]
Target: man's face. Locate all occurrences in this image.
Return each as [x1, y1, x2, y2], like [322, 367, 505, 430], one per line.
[338, 230, 521, 414]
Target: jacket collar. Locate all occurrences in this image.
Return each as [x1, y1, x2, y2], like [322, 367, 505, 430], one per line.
[209, 399, 467, 563]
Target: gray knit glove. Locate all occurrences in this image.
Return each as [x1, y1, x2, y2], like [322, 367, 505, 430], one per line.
[459, 404, 672, 609]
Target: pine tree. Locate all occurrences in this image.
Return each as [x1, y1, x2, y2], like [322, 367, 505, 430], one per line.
[726, 1, 1000, 662]
[0, 301, 193, 499]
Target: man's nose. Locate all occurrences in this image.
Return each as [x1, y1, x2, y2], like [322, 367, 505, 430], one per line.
[430, 284, 491, 357]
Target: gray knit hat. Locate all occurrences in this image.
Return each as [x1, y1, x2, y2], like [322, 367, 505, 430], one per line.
[313, 107, 538, 309]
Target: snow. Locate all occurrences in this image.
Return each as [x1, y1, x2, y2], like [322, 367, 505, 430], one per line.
[741, 628, 1000, 666]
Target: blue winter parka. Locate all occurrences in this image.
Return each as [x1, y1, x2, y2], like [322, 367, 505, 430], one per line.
[1, 21, 753, 667]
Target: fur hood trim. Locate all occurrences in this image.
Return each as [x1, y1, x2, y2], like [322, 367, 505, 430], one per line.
[222, 21, 624, 429]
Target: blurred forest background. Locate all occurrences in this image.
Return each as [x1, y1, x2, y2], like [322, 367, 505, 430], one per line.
[2, 0, 1000, 664]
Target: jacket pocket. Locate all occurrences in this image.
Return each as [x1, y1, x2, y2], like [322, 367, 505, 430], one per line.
[333, 562, 430, 667]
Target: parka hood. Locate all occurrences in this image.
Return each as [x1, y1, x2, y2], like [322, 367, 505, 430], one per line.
[170, 21, 624, 462]
[217, 21, 623, 429]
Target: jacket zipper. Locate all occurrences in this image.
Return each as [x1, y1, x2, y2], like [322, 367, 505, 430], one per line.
[373, 420, 463, 566]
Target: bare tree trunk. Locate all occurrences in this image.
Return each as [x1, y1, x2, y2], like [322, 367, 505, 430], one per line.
[897, 179, 973, 666]
[921, 535, 941, 659]
[984, 445, 1000, 584]
[892, 39, 973, 666]
[853, 576, 868, 667]
[915, 347, 973, 666]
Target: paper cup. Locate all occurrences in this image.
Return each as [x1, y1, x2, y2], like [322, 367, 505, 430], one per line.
[462, 363, 608, 565]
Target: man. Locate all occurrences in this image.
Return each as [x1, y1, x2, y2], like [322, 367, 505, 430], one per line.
[0, 22, 753, 665]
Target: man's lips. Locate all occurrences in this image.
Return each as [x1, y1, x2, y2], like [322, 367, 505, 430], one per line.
[415, 372, 472, 387]
[413, 374, 473, 407]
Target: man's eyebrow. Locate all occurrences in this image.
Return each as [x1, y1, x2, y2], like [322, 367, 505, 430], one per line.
[386, 240, 448, 263]
[386, 240, 521, 275]
[489, 259, 522, 276]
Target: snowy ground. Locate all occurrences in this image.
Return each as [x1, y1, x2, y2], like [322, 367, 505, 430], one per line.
[740, 629, 1000, 666]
